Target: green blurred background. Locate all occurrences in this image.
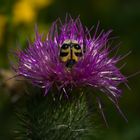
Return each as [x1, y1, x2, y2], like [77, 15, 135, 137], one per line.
[0, 0, 140, 139]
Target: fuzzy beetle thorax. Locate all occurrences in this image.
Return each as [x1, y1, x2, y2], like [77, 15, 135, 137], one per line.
[59, 39, 84, 67]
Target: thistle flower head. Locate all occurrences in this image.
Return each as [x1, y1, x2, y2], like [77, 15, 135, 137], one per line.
[15, 17, 127, 105]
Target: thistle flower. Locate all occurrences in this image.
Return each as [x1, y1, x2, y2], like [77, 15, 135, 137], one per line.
[15, 17, 127, 121]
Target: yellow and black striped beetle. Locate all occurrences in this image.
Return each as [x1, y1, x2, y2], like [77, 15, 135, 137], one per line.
[60, 39, 85, 68]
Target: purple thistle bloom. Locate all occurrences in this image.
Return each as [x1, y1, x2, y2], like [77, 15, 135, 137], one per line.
[15, 17, 128, 121]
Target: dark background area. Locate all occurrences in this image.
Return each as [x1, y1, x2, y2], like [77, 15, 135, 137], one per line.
[0, 0, 140, 139]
